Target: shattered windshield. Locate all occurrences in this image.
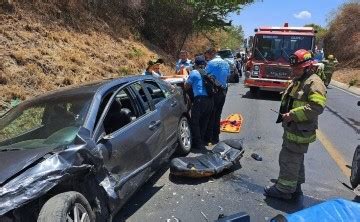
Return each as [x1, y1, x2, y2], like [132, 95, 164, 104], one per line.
[0, 94, 92, 150]
[254, 35, 313, 61]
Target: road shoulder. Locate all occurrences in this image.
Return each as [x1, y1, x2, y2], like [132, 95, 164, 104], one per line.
[331, 80, 360, 96]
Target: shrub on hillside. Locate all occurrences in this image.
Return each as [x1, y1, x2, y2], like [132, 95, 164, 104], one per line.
[324, 2, 360, 68]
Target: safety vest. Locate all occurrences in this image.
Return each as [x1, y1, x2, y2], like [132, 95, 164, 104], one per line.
[323, 60, 337, 75]
[278, 73, 327, 144]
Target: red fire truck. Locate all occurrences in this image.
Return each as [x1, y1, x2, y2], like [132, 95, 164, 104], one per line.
[244, 23, 316, 93]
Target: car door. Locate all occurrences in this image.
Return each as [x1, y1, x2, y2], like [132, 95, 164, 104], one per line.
[157, 80, 184, 144]
[142, 80, 178, 150]
[132, 81, 166, 158]
[94, 82, 163, 198]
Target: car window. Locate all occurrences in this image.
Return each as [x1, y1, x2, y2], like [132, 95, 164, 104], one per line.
[131, 82, 151, 113]
[102, 87, 140, 135]
[143, 80, 166, 105]
[0, 95, 92, 149]
[0, 106, 45, 143]
[158, 80, 174, 98]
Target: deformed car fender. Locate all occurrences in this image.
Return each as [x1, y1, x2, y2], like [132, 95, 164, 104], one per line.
[0, 145, 95, 216]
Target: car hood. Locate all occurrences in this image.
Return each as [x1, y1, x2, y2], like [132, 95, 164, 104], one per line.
[0, 147, 54, 185]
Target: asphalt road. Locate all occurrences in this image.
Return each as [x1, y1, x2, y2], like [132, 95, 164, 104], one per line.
[115, 79, 359, 222]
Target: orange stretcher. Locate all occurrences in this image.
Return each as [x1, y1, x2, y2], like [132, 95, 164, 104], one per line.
[220, 113, 243, 133]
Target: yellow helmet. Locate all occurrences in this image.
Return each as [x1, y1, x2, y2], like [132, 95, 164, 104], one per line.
[328, 55, 334, 60]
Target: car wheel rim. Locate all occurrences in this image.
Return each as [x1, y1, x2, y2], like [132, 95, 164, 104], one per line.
[180, 118, 191, 150]
[66, 203, 90, 222]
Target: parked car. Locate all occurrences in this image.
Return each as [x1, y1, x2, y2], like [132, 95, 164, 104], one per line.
[0, 75, 191, 222]
[217, 48, 240, 83]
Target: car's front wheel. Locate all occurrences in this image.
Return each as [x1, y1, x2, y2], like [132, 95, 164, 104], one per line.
[176, 116, 191, 154]
[38, 191, 95, 222]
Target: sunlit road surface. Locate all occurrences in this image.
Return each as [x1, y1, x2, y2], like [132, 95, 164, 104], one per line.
[115, 79, 359, 222]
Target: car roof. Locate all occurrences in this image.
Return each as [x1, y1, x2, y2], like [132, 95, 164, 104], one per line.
[27, 75, 155, 102]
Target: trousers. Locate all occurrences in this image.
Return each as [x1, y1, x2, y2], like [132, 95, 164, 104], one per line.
[276, 139, 309, 193]
[190, 96, 213, 147]
[205, 89, 226, 143]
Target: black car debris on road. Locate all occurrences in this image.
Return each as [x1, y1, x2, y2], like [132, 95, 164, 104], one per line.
[0, 75, 192, 222]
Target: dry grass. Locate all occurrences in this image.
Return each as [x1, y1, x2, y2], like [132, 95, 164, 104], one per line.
[324, 3, 360, 68]
[332, 68, 360, 87]
[0, 4, 175, 107]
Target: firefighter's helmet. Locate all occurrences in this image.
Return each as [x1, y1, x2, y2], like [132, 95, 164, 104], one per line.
[328, 54, 334, 60]
[289, 49, 316, 68]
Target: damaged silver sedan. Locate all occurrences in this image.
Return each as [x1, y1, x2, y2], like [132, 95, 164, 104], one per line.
[0, 75, 191, 222]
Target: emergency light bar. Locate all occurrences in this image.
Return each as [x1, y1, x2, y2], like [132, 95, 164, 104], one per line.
[256, 26, 315, 33]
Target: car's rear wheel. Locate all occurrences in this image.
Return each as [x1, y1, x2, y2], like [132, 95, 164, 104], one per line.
[229, 71, 239, 83]
[38, 191, 95, 222]
[176, 116, 191, 154]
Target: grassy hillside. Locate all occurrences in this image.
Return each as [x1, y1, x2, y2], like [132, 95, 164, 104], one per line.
[0, 1, 174, 111]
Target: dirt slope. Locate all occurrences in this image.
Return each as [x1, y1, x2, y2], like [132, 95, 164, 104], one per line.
[0, 2, 174, 111]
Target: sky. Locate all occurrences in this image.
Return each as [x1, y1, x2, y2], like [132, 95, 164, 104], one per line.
[229, 0, 346, 38]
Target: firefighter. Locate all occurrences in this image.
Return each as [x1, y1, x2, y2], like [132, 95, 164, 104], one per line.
[264, 49, 327, 200]
[322, 54, 338, 87]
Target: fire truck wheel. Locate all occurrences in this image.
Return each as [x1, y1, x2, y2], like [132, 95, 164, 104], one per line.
[249, 87, 258, 94]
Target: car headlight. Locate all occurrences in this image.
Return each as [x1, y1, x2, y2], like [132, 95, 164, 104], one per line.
[252, 71, 259, 77]
[253, 65, 260, 71]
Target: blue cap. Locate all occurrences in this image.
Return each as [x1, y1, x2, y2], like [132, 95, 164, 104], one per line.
[194, 55, 206, 66]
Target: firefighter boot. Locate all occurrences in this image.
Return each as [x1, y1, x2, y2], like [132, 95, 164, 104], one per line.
[264, 185, 292, 200]
[292, 184, 303, 198]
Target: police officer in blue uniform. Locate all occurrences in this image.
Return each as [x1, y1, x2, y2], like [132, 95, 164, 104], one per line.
[204, 48, 230, 144]
[176, 50, 193, 74]
[185, 56, 214, 150]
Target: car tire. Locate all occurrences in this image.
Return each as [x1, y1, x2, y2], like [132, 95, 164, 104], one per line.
[351, 145, 360, 189]
[228, 71, 239, 83]
[37, 191, 95, 222]
[233, 72, 240, 83]
[176, 116, 192, 155]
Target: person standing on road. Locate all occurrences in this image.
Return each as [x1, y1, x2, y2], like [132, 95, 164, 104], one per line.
[176, 50, 193, 75]
[235, 53, 243, 78]
[264, 49, 327, 200]
[322, 54, 338, 87]
[203, 48, 230, 145]
[184, 56, 214, 150]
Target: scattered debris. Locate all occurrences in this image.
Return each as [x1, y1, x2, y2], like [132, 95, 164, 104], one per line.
[201, 211, 209, 222]
[170, 139, 244, 178]
[257, 136, 261, 139]
[251, 153, 263, 161]
[216, 212, 250, 222]
[218, 206, 223, 211]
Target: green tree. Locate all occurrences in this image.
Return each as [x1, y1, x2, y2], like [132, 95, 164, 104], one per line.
[141, 0, 255, 55]
[187, 0, 255, 32]
[206, 25, 244, 50]
[304, 23, 328, 47]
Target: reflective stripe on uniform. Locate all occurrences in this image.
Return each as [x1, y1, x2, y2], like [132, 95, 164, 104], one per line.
[291, 106, 307, 121]
[308, 92, 326, 108]
[277, 178, 297, 188]
[285, 131, 316, 144]
[293, 100, 307, 108]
